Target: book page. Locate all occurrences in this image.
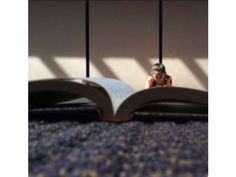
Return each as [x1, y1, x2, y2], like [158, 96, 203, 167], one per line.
[82, 78, 136, 114]
[29, 78, 114, 120]
[116, 86, 208, 121]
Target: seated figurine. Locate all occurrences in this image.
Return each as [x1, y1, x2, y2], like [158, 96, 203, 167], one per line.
[145, 63, 172, 89]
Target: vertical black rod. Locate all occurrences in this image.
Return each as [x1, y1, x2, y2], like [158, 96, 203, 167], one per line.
[85, 0, 90, 77]
[159, 0, 163, 64]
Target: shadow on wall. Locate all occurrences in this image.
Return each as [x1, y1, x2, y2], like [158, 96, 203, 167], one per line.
[29, 0, 208, 89]
[29, 1, 86, 77]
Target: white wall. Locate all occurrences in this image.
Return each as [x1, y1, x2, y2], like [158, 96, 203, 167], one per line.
[29, 0, 208, 91]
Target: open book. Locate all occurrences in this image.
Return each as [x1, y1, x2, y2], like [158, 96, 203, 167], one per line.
[29, 77, 208, 122]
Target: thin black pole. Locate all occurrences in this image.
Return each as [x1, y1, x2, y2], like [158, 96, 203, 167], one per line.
[159, 0, 163, 64]
[85, 0, 90, 77]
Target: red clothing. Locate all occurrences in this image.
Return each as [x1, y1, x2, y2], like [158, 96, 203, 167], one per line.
[145, 74, 172, 88]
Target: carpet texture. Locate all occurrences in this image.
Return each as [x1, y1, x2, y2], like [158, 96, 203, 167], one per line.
[29, 120, 208, 177]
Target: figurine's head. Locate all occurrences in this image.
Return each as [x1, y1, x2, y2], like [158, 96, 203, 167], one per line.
[151, 63, 166, 85]
[151, 63, 166, 74]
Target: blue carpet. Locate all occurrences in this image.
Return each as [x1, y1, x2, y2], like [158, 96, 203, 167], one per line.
[29, 120, 208, 177]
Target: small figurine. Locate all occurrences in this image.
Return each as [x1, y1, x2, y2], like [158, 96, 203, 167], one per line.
[145, 63, 172, 88]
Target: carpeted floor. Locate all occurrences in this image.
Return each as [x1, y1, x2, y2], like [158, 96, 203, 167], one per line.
[29, 120, 208, 177]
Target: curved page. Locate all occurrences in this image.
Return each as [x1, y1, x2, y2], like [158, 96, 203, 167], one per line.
[82, 77, 135, 114]
[29, 78, 114, 120]
[116, 87, 208, 121]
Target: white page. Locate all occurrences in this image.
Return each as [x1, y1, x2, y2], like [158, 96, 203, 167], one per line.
[82, 78, 135, 114]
